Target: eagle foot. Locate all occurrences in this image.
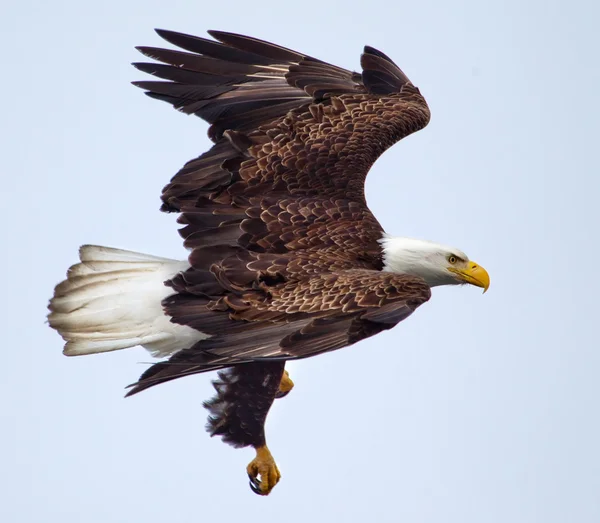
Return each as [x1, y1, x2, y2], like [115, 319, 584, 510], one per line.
[275, 370, 294, 399]
[247, 445, 281, 496]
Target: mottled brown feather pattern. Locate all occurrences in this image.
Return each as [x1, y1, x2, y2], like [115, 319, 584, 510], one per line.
[127, 31, 433, 445]
[126, 270, 430, 396]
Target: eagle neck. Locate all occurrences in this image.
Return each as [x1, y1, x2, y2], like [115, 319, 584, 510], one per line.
[378, 234, 447, 287]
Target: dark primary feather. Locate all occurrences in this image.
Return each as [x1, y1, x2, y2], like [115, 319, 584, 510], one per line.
[128, 30, 432, 398]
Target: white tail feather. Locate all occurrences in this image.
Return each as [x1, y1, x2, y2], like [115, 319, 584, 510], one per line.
[48, 245, 208, 357]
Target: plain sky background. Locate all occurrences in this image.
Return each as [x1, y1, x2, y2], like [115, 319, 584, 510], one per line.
[2, 1, 599, 521]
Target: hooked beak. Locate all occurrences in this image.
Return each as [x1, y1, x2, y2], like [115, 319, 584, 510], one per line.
[448, 261, 490, 293]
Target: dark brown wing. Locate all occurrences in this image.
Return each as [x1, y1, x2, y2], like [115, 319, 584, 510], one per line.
[134, 29, 363, 142]
[134, 30, 430, 272]
[126, 271, 431, 395]
[128, 31, 432, 395]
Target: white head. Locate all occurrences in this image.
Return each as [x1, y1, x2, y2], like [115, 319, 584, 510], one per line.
[380, 236, 490, 291]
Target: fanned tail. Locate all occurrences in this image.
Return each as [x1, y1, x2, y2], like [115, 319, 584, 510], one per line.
[48, 245, 206, 357]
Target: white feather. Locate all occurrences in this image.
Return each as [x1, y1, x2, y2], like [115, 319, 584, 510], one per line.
[48, 245, 208, 357]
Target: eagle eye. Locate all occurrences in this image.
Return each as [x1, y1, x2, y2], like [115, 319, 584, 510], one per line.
[448, 255, 458, 264]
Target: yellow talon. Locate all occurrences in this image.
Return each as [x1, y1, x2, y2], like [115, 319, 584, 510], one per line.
[247, 445, 281, 496]
[276, 370, 294, 398]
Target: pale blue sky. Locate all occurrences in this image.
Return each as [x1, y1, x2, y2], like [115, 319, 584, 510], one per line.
[2, 1, 599, 522]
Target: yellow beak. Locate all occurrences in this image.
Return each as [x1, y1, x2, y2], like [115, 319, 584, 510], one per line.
[448, 261, 490, 293]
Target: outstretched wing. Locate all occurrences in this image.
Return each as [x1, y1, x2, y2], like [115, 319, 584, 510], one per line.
[134, 30, 431, 273]
[126, 270, 431, 395]
[128, 31, 432, 395]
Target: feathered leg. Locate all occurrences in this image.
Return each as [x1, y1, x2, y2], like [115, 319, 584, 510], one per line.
[203, 361, 286, 495]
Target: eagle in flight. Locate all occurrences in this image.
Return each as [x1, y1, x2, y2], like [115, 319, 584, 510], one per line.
[48, 29, 490, 495]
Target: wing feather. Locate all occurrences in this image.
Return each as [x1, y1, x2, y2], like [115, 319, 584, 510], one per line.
[126, 271, 431, 395]
[130, 31, 433, 394]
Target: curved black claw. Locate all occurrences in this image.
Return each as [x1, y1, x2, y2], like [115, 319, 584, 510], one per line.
[248, 473, 266, 495]
[246, 446, 281, 495]
[275, 389, 291, 399]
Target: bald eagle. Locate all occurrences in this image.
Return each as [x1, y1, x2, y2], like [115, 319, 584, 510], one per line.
[48, 29, 490, 496]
